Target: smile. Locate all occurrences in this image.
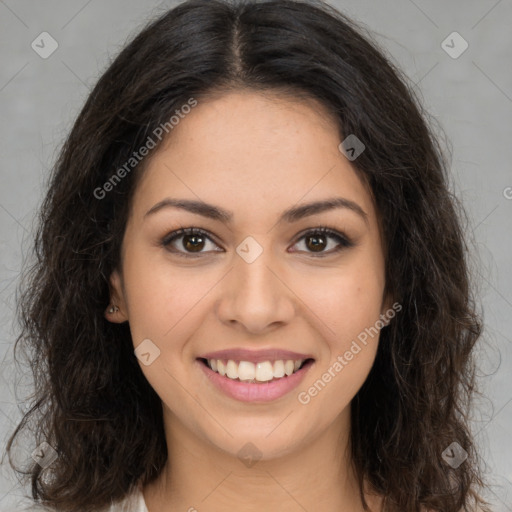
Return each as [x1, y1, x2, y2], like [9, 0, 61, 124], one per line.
[197, 357, 315, 402]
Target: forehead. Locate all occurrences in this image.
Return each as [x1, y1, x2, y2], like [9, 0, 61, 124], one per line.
[132, 91, 376, 227]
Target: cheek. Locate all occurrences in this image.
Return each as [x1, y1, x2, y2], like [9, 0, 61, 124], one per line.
[121, 251, 210, 406]
[121, 247, 209, 346]
[302, 260, 385, 344]
[298, 268, 384, 415]
[308, 341, 378, 422]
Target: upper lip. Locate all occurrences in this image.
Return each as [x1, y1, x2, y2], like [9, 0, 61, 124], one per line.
[198, 348, 314, 364]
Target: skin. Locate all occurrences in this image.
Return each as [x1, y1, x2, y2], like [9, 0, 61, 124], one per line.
[106, 90, 391, 512]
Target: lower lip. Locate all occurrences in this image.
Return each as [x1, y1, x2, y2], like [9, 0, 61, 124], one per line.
[197, 359, 315, 403]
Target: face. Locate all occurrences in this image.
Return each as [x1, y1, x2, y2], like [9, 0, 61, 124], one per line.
[107, 90, 391, 462]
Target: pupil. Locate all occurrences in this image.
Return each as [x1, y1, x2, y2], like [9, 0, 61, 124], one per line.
[182, 234, 327, 253]
[307, 235, 326, 252]
[184, 235, 204, 252]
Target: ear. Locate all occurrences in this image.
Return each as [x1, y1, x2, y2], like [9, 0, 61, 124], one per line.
[104, 268, 129, 323]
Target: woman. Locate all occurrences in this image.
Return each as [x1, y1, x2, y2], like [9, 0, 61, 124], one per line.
[5, 0, 490, 510]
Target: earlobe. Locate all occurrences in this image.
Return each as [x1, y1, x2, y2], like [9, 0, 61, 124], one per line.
[104, 269, 128, 322]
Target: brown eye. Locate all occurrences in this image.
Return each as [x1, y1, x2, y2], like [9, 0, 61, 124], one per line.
[162, 227, 222, 256]
[161, 226, 354, 259]
[292, 227, 354, 256]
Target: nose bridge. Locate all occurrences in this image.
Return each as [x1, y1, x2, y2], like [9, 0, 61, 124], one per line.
[218, 235, 294, 332]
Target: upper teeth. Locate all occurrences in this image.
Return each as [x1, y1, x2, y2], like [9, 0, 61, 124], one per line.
[208, 359, 304, 382]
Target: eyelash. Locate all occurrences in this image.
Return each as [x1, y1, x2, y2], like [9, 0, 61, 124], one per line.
[160, 226, 354, 258]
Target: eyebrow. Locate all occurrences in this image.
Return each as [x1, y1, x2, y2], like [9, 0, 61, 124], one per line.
[144, 197, 368, 226]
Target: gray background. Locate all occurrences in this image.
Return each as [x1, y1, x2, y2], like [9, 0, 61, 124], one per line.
[0, 0, 511, 510]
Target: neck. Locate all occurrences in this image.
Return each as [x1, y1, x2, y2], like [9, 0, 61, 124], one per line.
[143, 406, 383, 512]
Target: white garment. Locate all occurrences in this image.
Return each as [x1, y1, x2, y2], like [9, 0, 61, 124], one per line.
[14, 481, 149, 512]
[109, 481, 148, 512]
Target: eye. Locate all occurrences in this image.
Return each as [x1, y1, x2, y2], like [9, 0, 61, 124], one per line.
[161, 226, 354, 258]
[291, 226, 354, 257]
[161, 227, 222, 257]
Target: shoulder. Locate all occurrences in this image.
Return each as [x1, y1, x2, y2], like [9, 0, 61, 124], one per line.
[9, 500, 56, 512]
[420, 506, 487, 512]
[16, 484, 147, 512]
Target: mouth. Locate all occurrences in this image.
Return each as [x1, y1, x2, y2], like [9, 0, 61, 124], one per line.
[196, 355, 315, 402]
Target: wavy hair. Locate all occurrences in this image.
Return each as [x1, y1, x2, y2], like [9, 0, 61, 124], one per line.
[4, 0, 490, 510]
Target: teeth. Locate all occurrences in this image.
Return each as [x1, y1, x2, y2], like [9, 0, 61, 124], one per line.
[226, 360, 238, 379]
[273, 360, 285, 378]
[238, 361, 256, 381]
[207, 358, 306, 382]
[256, 361, 274, 381]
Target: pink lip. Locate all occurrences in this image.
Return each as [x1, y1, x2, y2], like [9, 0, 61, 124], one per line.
[197, 358, 315, 402]
[198, 348, 314, 364]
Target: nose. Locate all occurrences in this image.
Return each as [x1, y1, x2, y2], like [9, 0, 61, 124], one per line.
[216, 246, 296, 334]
